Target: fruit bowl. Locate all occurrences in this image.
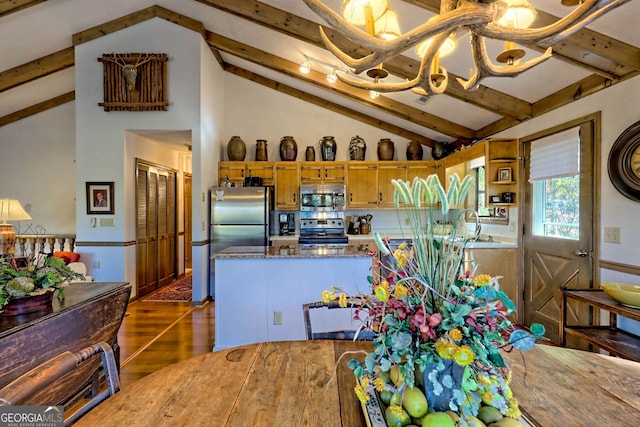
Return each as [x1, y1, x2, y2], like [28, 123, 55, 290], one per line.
[601, 282, 640, 309]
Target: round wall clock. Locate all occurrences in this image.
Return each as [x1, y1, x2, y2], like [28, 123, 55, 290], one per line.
[608, 120, 640, 202]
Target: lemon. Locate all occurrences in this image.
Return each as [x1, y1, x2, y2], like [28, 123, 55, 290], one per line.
[445, 411, 460, 425]
[464, 415, 487, 427]
[488, 418, 523, 427]
[390, 365, 405, 386]
[385, 404, 412, 427]
[477, 406, 502, 424]
[402, 386, 428, 418]
[380, 389, 394, 405]
[422, 411, 455, 427]
[390, 392, 403, 406]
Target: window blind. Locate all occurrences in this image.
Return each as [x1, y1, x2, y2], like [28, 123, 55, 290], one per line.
[529, 127, 580, 182]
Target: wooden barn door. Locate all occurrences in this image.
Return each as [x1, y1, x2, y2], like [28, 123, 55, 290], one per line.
[136, 160, 177, 297]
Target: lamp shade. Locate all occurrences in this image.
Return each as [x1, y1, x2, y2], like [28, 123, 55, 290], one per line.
[0, 199, 32, 223]
[342, 0, 389, 26]
[498, 0, 537, 29]
[374, 8, 401, 40]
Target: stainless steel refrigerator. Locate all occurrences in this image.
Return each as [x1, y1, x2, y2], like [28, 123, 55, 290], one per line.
[209, 186, 272, 296]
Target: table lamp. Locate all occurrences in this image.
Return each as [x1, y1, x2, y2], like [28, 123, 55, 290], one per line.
[0, 199, 32, 255]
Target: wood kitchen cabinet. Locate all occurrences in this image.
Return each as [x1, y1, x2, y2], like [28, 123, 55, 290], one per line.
[406, 160, 439, 181]
[347, 162, 378, 208]
[245, 162, 275, 185]
[377, 162, 407, 207]
[300, 161, 345, 184]
[274, 162, 299, 209]
[470, 248, 520, 322]
[218, 161, 245, 186]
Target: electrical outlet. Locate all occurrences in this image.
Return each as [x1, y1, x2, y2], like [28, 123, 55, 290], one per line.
[99, 218, 115, 227]
[273, 311, 283, 325]
[92, 260, 100, 269]
[604, 226, 621, 243]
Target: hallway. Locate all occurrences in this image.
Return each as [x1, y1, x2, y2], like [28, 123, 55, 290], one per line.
[117, 299, 215, 387]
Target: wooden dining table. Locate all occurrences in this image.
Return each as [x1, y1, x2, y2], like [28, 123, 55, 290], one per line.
[75, 340, 640, 426]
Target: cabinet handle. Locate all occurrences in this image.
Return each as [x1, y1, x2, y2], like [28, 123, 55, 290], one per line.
[350, 193, 353, 202]
[379, 193, 382, 202]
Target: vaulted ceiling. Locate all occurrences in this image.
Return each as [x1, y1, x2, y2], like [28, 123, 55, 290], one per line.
[1, 0, 639, 149]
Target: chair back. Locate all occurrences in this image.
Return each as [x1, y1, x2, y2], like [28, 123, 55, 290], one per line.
[0, 341, 120, 426]
[302, 301, 373, 341]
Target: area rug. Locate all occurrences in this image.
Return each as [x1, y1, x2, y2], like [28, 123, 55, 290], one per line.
[143, 274, 192, 302]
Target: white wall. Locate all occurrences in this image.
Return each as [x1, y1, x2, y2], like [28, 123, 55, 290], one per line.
[74, 18, 204, 287]
[192, 37, 225, 303]
[222, 73, 420, 163]
[0, 103, 76, 234]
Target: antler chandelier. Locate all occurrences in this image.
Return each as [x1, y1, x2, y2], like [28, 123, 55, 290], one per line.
[303, 0, 629, 96]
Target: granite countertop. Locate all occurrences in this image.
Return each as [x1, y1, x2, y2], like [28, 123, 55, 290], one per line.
[271, 232, 516, 249]
[212, 245, 371, 259]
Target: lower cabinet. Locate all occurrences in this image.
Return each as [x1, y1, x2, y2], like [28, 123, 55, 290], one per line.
[468, 248, 520, 322]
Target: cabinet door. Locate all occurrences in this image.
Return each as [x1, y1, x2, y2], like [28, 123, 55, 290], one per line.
[246, 162, 275, 185]
[406, 161, 437, 181]
[219, 162, 245, 186]
[275, 163, 300, 209]
[323, 162, 346, 183]
[378, 163, 407, 207]
[347, 163, 378, 208]
[300, 162, 323, 184]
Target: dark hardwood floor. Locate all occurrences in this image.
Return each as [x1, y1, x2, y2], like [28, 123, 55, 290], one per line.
[117, 298, 215, 387]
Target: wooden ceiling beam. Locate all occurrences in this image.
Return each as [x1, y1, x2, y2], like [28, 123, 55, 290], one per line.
[0, 91, 74, 127]
[72, 5, 205, 46]
[194, 0, 533, 121]
[206, 31, 475, 141]
[0, 0, 46, 18]
[0, 47, 74, 93]
[223, 64, 432, 144]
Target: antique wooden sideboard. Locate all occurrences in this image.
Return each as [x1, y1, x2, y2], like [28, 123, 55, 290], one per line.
[0, 282, 131, 407]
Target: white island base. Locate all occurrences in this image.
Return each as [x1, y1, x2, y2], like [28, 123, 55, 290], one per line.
[213, 246, 372, 351]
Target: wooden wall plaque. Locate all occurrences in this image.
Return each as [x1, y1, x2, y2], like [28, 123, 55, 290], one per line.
[98, 53, 168, 112]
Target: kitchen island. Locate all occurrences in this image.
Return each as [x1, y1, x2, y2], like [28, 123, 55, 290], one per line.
[213, 245, 372, 350]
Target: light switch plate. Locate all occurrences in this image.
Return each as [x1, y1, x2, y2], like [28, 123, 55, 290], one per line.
[604, 226, 621, 243]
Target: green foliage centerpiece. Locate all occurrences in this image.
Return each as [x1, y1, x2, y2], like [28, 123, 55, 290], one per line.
[323, 174, 544, 427]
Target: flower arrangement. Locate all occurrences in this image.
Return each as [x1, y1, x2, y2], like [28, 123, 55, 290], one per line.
[323, 174, 544, 426]
[0, 254, 84, 313]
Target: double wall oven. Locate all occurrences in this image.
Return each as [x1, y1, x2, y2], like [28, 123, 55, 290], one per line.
[298, 184, 348, 245]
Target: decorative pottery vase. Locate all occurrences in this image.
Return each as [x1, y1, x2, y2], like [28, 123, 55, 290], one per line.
[319, 136, 337, 161]
[255, 139, 268, 161]
[305, 146, 316, 161]
[227, 136, 246, 161]
[349, 135, 366, 161]
[377, 138, 395, 160]
[406, 140, 423, 160]
[279, 136, 298, 161]
[431, 141, 449, 160]
[2, 291, 54, 316]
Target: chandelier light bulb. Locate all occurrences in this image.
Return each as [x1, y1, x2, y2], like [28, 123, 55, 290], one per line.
[369, 90, 380, 99]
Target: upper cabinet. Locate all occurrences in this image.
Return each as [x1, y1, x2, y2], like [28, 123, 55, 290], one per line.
[300, 162, 346, 184]
[347, 162, 378, 209]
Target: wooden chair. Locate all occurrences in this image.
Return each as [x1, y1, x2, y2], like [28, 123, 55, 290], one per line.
[302, 301, 373, 340]
[0, 341, 120, 426]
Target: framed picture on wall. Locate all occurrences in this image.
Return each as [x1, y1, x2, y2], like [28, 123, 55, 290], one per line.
[86, 182, 114, 214]
[498, 167, 512, 182]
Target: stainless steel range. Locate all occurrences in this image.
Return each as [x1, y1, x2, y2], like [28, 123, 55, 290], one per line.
[298, 184, 348, 245]
[298, 211, 348, 245]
